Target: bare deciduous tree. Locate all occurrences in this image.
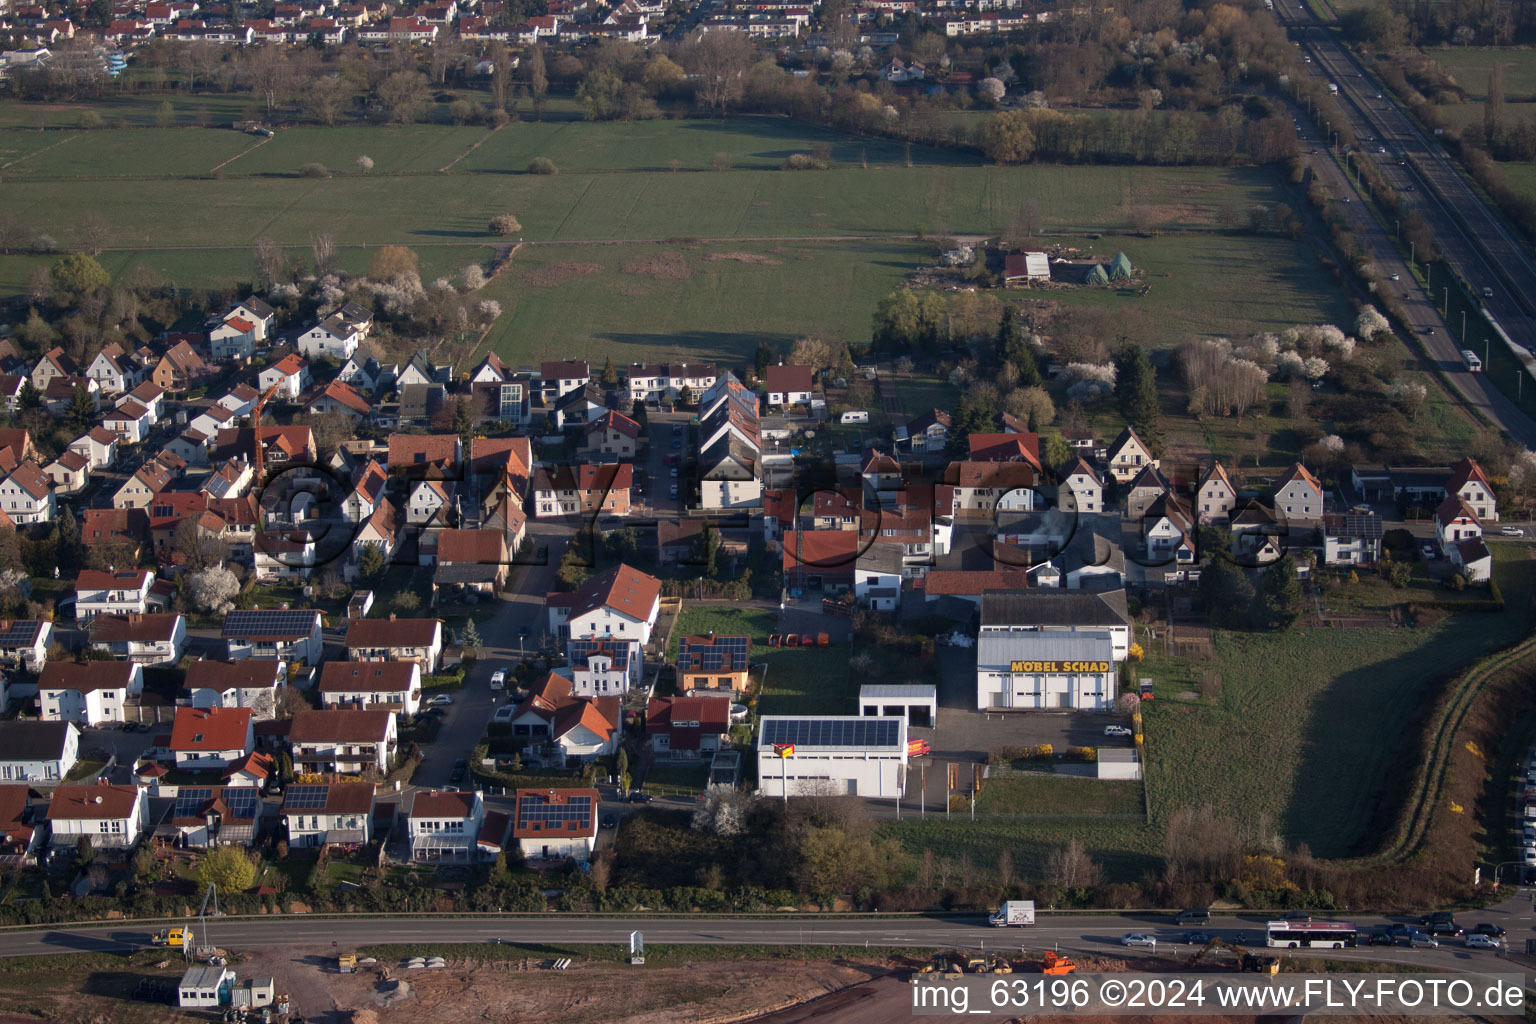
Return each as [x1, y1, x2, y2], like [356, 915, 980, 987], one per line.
[1043, 839, 1101, 889]
[310, 233, 337, 277]
[252, 236, 286, 288]
[686, 29, 753, 116]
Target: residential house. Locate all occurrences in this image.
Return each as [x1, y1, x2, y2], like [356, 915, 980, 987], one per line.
[539, 360, 590, 400]
[43, 375, 99, 417]
[318, 661, 422, 717]
[550, 382, 608, 427]
[470, 352, 514, 384]
[150, 340, 212, 392]
[69, 427, 119, 470]
[343, 460, 389, 523]
[407, 479, 454, 527]
[645, 696, 731, 759]
[297, 314, 365, 361]
[566, 638, 637, 697]
[74, 569, 161, 621]
[1452, 537, 1494, 583]
[1057, 456, 1102, 515]
[1322, 513, 1384, 566]
[396, 352, 449, 389]
[0, 721, 78, 781]
[344, 617, 444, 674]
[257, 353, 310, 401]
[43, 450, 89, 496]
[288, 709, 398, 775]
[511, 787, 599, 862]
[918, 568, 1032, 609]
[86, 342, 138, 394]
[780, 529, 859, 591]
[89, 613, 186, 665]
[968, 432, 1043, 470]
[530, 464, 632, 519]
[1351, 464, 1394, 504]
[0, 784, 39, 863]
[1274, 463, 1325, 521]
[1141, 492, 1197, 565]
[1446, 458, 1498, 521]
[0, 429, 31, 476]
[904, 409, 951, 453]
[1195, 460, 1238, 522]
[0, 464, 54, 524]
[282, 781, 376, 848]
[0, 620, 52, 671]
[1106, 426, 1158, 484]
[545, 564, 661, 654]
[213, 426, 317, 470]
[677, 634, 752, 693]
[409, 789, 505, 862]
[0, 375, 25, 413]
[226, 297, 276, 342]
[304, 378, 371, 421]
[1435, 496, 1483, 547]
[252, 530, 319, 582]
[697, 373, 763, 510]
[763, 363, 814, 408]
[112, 461, 173, 511]
[29, 347, 77, 392]
[168, 706, 255, 770]
[387, 434, 461, 480]
[39, 661, 143, 726]
[1124, 464, 1172, 519]
[209, 315, 259, 361]
[625, 362, 718, 403]
[346, 500, 402, 583]
[223, 752, 277, 789]
[854, 542, 904, 610]
[122, 380, 166, 423]
[581, 410, 641, 459]
[468, 377, 530, 426]
[183, 659, 287, 718]
[944, 461, 1037, 515]
[162, 785, 262, 847]
[505, 672, 621, 764]
[1229, 501, 1283, 566]
[339, 355, 396, 394]
[46, 783, 149, 850]
[221, 608, 324, 665]
[432, 529, 509, 596]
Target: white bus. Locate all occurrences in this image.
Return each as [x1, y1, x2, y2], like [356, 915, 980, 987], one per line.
[1462, 349, 1482, 372]
[1266, 920, 1357, 948]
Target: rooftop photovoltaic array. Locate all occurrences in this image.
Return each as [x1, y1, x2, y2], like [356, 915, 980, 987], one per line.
[0, 621, 40, 646]
[569, 639, 630, 667]
[175, 787, 260, 820]
[516, 793, 592, 830]
[681, 635, 750, 671]
[174, 788, 213, 818]
[284, 784, 330, 811]
[761, 718, 901, 750]
[221, 609, 318, 638]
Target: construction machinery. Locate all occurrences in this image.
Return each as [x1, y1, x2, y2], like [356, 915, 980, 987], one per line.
[249, 383, 281, 486]
[1040, 951, 1077, 975]
[1186, 937, 1281, 974]
[983, 953, 1014, 974]
[151, 927, 189, 948]
[961, 951, 987, 973]
[337, 952, 357, 974]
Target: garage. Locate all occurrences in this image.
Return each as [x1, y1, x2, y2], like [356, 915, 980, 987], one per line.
[858, 684, 936, 729]
[976, 632, 1118, 711]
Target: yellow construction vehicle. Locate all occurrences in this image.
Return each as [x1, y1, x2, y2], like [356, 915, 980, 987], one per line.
[151, 927, 189, 948]
[1040, 951, 1077, 975]
[962, 951, 987, 973]
[1186, 937, 1281, 974]
[984, 953, 1014, 974]
[337, 953, 358, 974]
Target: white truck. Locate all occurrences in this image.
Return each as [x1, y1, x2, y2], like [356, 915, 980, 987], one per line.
[989, 900, 1036, 927]
[1328, 82, 1339, 95]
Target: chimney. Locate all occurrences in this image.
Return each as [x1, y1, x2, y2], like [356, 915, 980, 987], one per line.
[389, 612, 397, 621]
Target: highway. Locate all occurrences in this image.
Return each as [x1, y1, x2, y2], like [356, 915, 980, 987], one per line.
[8, 901, 1536, 972]
[1274, 0, 1536, 449]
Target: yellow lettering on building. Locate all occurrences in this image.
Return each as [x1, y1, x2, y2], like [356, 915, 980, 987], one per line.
[1007, 661, 1110, 673]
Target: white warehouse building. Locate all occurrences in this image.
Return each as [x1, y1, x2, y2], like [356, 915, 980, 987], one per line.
[757, 716, 908, 798]
[975, 631, 1117, 711]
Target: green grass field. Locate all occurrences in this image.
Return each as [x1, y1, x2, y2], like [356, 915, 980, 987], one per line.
[219, 124, 492, 177]
[975, 774, 1144, 817]
[1143, 550, 1536, 859]
[1423, 46, 1536, 100]
[668, 606, 861, 717]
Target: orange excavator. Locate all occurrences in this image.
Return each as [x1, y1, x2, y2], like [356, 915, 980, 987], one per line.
[250, 382, 281, 486]
[1040, 951, 1077, 975]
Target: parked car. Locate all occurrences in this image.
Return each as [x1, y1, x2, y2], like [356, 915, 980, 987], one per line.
[600, 814, 618, 829]
[449, 759, 467, 782]
[1104, 725, 1133, 738]
[1466, 933, 1499, 949]
[628, 791, 652, 803]
[490, 669, 507, 690]
[1421, 543, 1437, 559]
[1429, 920, 1462, 937]
[1120, 934, 1157, 949]
[1389, 273, 1400, 281]
[1500, 526, 1525, 537]
[1409, 932, 1438, 949]
[428, 694, 454, 706]
[1368, 930, 1395, 946]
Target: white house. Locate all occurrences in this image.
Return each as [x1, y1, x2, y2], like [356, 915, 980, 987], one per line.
[756, 716, 908, 798]
[1274, 463, 1325, 521]
[1436, 496, 1483, 547]
[289, 709, 398, 775]
[69, 427, 119, 470]
[343, 617, 443, 674]
[565, 640, 637, 698]
[546, 565, 661, 667]
[103, 399, 153, 444]
[538, 360, 590, 399]
[318, 661, 422, 717]
[43, 450, 90, 496]
[625, 361, 718, 403]
[297, 315, 365, 361]
[0, 721, 78, 781]
[183, 659, 287, 718]
[407, 479, 453, 526]
[1142, 492, 1197, 564]
[282, 780, 376, 848]
[1452, 537, 1494, 583]
[74, 569, 160, 622]
[763, 363, 814, 408]
[511, 787, 598, 862]
[1057, 456, 1102, 515]
[0, 619, 52, 671]
[0, 464, 55, 524]
[1196, 460, 1238, 522]
[222, 608, 324, 665]
[86, 343, 138, 394]
[408, 789, 507, 862]
[1106, 426, 1158, 484]
[88, 612, 186, 665]
[39, 661, 144, 726]
[168, 706, 255, 770]
[46, 783, 149, 849]
[227, 297, 276, 342]
[257, 352, 309, 401]
[1446, 458, 1498, 521]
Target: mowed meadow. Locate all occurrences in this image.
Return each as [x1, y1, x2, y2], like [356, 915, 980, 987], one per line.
[0, 112, 1340, 365]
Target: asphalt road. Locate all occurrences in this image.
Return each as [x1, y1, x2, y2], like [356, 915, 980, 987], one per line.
[1276, 0, 1536, 437]
[14, 897, 1536, 968]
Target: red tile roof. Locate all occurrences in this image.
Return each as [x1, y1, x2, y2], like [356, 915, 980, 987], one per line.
[967, 432, 1042, 469]
[764, 364, 814, 394]
[411, 791, 477, 819]
[90, 612, 181, 644]
[388, 434, 460, 473]
[780, 530, 859, 573]
[77, 569, 152, 592]
[436, 529, 508, 565]
[318, 661, 417, 693]
[47, 783, 141, 821]
[289, 708, 394, 744]
[512, 787, 598, 839]
[39, 661, 137, 694]
[169, 706, 253, 752]
[919, 569, 1031, 596]
[559, 563, 660, 624]
[584, 409, 641, 440]
[344, 617, 441, 649]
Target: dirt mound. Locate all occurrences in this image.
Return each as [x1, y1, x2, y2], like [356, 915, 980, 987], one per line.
[524, 262, 604, 287]
[621, 252, 691, 279]
[705, 252, 783, 266]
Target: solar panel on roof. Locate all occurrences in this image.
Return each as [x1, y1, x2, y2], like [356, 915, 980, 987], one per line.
[681, 635, 750, 672]
[761, 718, 900, 749]
[174, 787, 213, 818]
[515, 793, 592, 830]
[221, 788, 259, 820]
[285, 784, 330, 811]
[0, 621, 39, 646]
[221, 609, 317, 638]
